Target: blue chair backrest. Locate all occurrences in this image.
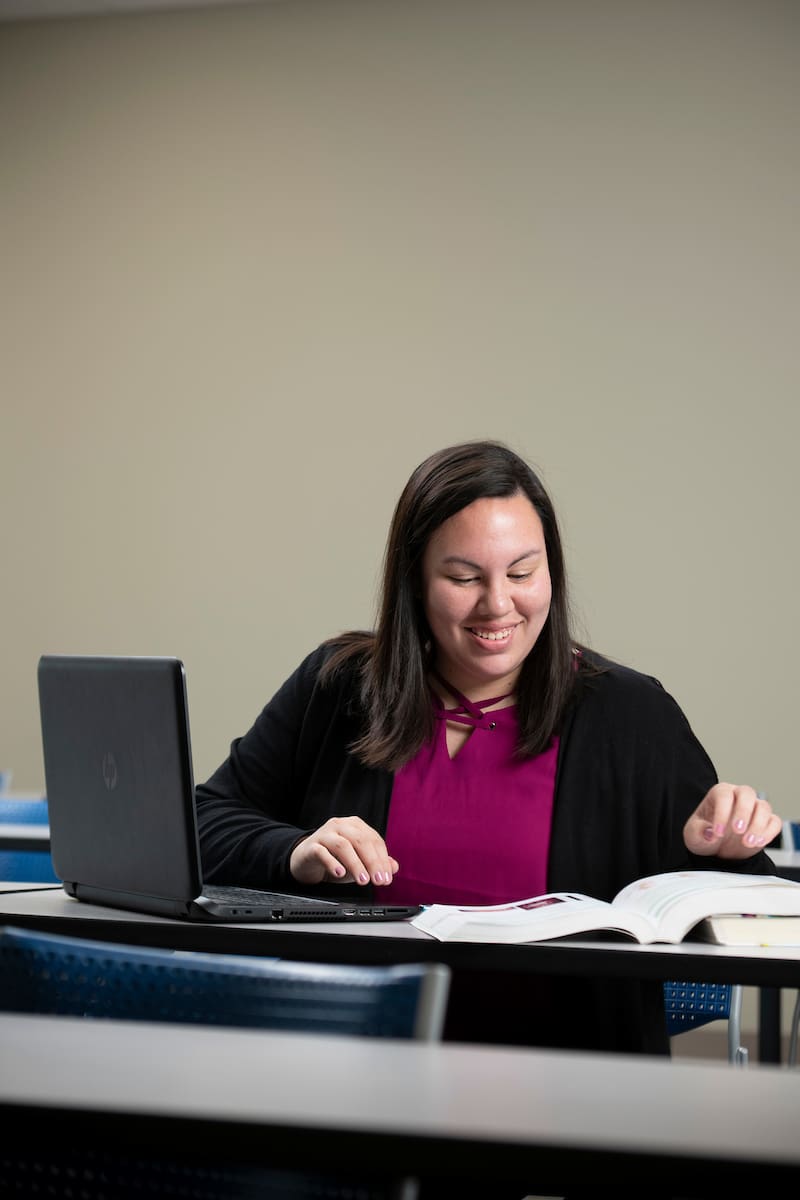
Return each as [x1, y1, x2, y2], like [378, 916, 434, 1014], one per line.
[0, 797, 59, 883]
[663, 979, 732, 1036]
[0, 925, 450, 1040]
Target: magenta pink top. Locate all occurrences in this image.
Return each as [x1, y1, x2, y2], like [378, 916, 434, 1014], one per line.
[382, 684, 558, 906]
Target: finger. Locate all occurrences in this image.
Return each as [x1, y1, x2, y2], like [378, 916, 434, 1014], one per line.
[300, 817, 397, 887]
[316, 831, 373, 884]
[331, 819, 396, 886]
[349, 834, 396, 886]
[686, 791, 784, 860]
[291, 827, 370, 884]
[684, 784, 755, 855]
[735, 797, 780, 848]
[700, 782, 737, 839]
[290, 838, 351, 884]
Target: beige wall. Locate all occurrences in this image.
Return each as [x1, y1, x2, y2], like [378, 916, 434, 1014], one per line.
[1, 0, 798, 815]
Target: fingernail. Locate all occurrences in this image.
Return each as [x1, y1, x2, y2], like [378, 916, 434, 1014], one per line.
[702, 826, 716, 842]
[358, 871, 369, 884]
[714, 824, 726, 837]
[744, 833, 757, 847]
[734, 819, 746, 832]
[334, 865, 345, 877]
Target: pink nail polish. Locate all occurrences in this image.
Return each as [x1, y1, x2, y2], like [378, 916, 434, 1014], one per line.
[702, 827, 715, 842]
[358, 871, 369, 884]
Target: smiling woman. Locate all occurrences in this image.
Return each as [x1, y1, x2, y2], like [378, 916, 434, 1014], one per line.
[420, 492, 553, 708]
[195, 439, 782, 1058]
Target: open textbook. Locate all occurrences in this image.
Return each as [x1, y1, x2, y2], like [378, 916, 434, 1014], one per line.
[411, 870, 800, 945]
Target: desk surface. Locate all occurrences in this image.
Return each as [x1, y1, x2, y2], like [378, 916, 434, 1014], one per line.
[769, 848, 800, 880]
[1, 1012, 799, 1192]
[1, 884, 800, 989]
[0, 882, 61, 895]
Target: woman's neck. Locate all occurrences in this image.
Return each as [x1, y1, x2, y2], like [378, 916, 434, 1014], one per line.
[430, 666, 518, 710]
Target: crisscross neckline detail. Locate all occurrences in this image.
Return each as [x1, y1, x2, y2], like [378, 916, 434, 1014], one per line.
[430, 671, 514, 729]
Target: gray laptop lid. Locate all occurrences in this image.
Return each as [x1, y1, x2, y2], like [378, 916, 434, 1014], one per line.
[37, 655, 202, 904]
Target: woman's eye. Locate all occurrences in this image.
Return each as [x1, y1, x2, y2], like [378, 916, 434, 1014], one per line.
[447, 576, 478, 585]
[508, 572, 531, 582]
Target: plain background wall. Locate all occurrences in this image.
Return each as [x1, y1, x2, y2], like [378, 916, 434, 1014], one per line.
[2, 0, 798, 815]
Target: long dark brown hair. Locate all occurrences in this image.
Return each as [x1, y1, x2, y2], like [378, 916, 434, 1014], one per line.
[323, 440, 581, 769]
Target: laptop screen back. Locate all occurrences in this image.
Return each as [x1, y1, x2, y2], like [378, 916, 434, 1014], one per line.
[37, 655, 203, 903]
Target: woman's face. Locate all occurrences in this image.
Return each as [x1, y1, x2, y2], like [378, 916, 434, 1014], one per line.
[420, 492, 552, 698]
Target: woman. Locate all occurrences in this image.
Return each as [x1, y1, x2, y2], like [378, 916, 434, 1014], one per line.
[196, 440, 780, 1054]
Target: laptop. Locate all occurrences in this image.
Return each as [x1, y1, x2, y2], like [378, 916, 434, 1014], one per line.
[36, 655, 421, 924]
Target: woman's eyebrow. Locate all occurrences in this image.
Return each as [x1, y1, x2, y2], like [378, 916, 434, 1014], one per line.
[440, 548, 542, 570]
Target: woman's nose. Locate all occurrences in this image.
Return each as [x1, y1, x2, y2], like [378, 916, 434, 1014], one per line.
[480, 579, 513, 616]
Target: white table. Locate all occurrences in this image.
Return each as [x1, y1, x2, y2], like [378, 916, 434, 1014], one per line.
[0, 1012, 798, 1195]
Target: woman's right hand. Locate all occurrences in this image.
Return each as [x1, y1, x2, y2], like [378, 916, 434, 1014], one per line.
[289, 816, 399, 887]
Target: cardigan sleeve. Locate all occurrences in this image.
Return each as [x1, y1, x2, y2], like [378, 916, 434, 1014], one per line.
[195, 643, 393, 893]
[195, 646, 332, 889]
[548, 656, 775, 901]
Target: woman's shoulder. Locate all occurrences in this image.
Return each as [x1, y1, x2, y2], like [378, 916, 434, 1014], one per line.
[574, 646, 675, 709]
[290, 631, 375, 691]
[567, 646, 714, 772]
[266, 633, 374, 718]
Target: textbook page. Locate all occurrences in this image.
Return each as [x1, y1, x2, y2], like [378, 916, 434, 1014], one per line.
[411, 871, 800, 945]
[610, 871, 800, 943]
[411, 892, 658, 944]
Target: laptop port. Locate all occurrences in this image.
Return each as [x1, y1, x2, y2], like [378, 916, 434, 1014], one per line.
[272, 909, 284, 920]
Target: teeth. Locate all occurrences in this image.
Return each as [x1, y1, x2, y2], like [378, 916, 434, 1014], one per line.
[472, 628, 512, 641]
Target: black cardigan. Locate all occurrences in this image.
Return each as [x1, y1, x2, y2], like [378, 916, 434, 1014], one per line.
[196, 644, 772, 1055]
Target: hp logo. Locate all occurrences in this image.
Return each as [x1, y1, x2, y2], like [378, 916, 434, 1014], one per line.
[101, 751, 118, 791]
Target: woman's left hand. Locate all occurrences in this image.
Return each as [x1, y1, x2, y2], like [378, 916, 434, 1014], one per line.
[683, 782, 782, 859]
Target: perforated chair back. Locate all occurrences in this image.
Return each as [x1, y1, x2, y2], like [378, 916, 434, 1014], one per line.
[0, 924, 450, 1041]
[0, 796, 58, 883]
[664, 979, 747, 1065]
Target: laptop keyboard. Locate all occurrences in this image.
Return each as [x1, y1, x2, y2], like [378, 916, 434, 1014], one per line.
[202, 885, 339, 910]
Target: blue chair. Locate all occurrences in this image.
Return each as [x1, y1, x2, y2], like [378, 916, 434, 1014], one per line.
[0, 795, 58, 883]
[664, 979, 747, 1064]
[0, 923, 450, 1038]
[782, 819, 800, 849]
[0, 925, 451, 1198]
